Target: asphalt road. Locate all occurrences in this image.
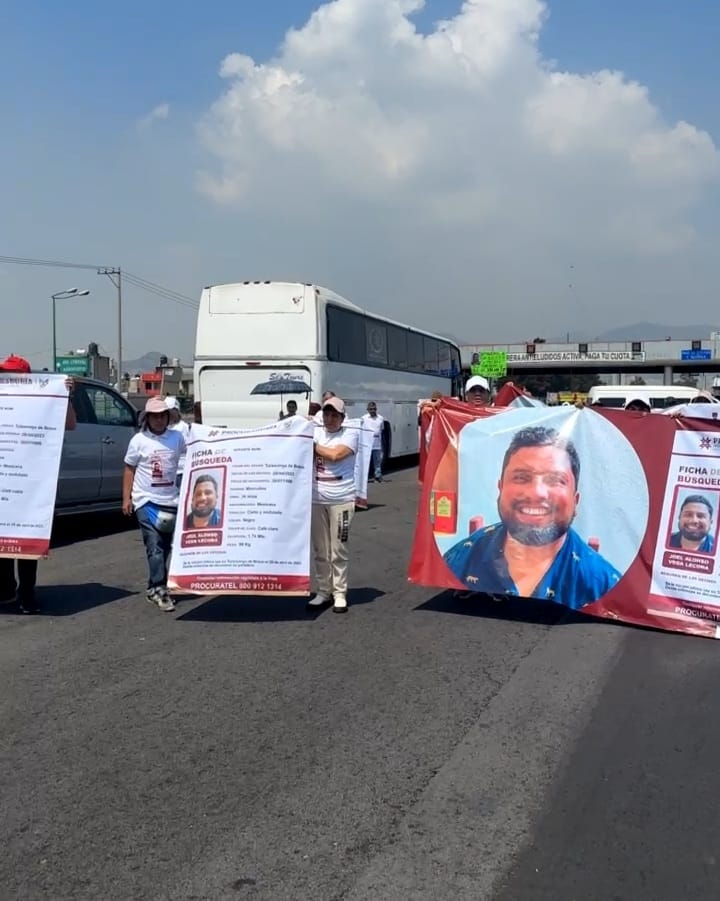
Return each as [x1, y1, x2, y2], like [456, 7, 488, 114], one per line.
[2, 466, 720, 901]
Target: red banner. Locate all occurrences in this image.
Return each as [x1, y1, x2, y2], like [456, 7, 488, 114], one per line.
[409, 401, 720, 638]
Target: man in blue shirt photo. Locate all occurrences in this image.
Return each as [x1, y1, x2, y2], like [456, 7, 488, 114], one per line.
[443, 425, 621, 609]
[669, 494, 715, 554]
[185, 473, 223, 530]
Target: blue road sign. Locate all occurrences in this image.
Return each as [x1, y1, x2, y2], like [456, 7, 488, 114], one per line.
[681, 349, 712, 361]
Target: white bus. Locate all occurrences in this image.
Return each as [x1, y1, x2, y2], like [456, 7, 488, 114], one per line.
[193, 281, 463, 457]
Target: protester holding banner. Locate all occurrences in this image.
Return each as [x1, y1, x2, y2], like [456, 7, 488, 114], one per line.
[464, 375, 491, 406]
[624, 396, 651, 413]
[123, 397, 185, 612]
[0, 357, 76, 614]
[308, 396, 359, 614]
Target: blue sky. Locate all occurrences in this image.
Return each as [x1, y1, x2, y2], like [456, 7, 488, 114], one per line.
[1, 0, 719, 367]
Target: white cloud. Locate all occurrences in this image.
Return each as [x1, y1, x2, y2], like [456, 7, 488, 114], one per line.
[195, 0, 720, 338]
[138, 103, 170, 129]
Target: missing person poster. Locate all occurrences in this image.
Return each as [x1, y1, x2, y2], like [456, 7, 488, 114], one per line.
[0, 372, 69, 558]
[168, 416, 314, 595]
[649, 429, 720, 618]
[409, 401, 720, 639]
[346, 417, 374, 509]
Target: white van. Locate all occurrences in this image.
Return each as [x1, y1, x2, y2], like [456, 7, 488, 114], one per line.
[587, 385, 718, 411]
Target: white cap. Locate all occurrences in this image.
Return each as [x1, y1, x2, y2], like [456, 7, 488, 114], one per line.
[624, 395, 650, 410]
[465, 375, 490, 392]
[165, 395, 179, 411]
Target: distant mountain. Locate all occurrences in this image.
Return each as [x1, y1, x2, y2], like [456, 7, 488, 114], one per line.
[551, 323, 719, 343]
[123, 351, 189, 375]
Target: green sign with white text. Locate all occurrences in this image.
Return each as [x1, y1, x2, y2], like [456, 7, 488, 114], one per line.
[55, 356, 89, 375]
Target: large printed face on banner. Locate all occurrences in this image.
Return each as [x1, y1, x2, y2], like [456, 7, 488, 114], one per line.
[437, 407, 649, 609]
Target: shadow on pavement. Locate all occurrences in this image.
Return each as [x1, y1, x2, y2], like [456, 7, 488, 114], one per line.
[177, 586, 385, 623]
[415, 590, 580, 628]
[51, 513, 136, 549]
[0, 583, 132, 617]
[178, 594, 312, 623]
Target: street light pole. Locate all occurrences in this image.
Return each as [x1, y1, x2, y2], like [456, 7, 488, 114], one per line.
[98, 267, 122, 389]
[50, 288, 90, 371]
[52, 294, 57, 372]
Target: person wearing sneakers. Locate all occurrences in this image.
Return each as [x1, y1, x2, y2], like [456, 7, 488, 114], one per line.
[123, 397, 185, 612]
[362, 402, 385, 482]
[307, 395, 359, 614]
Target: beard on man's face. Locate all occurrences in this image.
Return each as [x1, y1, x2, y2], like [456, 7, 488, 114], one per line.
[500, 502, 575, 546]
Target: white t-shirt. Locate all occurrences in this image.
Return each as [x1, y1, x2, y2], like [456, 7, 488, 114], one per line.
[170, 420, 190, 473]
[124, 428, 185, 510]
[313, 426, 359, 504]
[361, 413, 385, 450]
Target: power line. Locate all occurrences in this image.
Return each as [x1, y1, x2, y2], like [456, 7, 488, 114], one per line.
[0, 255, 199, 309]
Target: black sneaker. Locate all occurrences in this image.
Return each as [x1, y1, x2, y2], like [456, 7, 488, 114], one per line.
[18, 593, 39, 615]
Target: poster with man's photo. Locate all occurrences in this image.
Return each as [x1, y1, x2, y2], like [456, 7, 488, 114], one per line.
[409, 402, 720, 639]
[168, 417, 315, 595]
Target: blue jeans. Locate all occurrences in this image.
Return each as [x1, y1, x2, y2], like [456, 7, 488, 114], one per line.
[136, 505, 175, 589]
[371, 448, 383, 479]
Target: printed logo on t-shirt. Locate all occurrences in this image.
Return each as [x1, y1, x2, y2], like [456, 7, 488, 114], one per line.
[150, 450, 175, 488]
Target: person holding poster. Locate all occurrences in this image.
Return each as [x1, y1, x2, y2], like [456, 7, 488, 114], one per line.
[0, 356, 76, 614]
[123, 397, 185, 612]
[308, 396, 359, 614]
[669, 494, 715, 554]
[464, 375, 491, 406]
[442, 425, 621, 608]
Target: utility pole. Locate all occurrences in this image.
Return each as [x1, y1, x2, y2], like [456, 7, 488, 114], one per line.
[98, 267, 122, 390]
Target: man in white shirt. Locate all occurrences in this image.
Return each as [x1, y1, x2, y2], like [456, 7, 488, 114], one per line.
[308, 395, 358, 614]
[362, 401, 385, 482]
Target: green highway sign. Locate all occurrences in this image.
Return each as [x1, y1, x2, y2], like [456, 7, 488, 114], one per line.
[476, 351, 507, 378]
[55, 356, 89, 375]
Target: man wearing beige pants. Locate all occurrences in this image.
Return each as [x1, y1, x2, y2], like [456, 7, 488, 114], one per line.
[308, 396, 359, 614]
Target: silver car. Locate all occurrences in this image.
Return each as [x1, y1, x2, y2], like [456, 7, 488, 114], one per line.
[56, 378, 139, 515]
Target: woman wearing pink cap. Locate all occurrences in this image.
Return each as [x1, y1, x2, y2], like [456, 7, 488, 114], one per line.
[123, 397, 185, 612]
